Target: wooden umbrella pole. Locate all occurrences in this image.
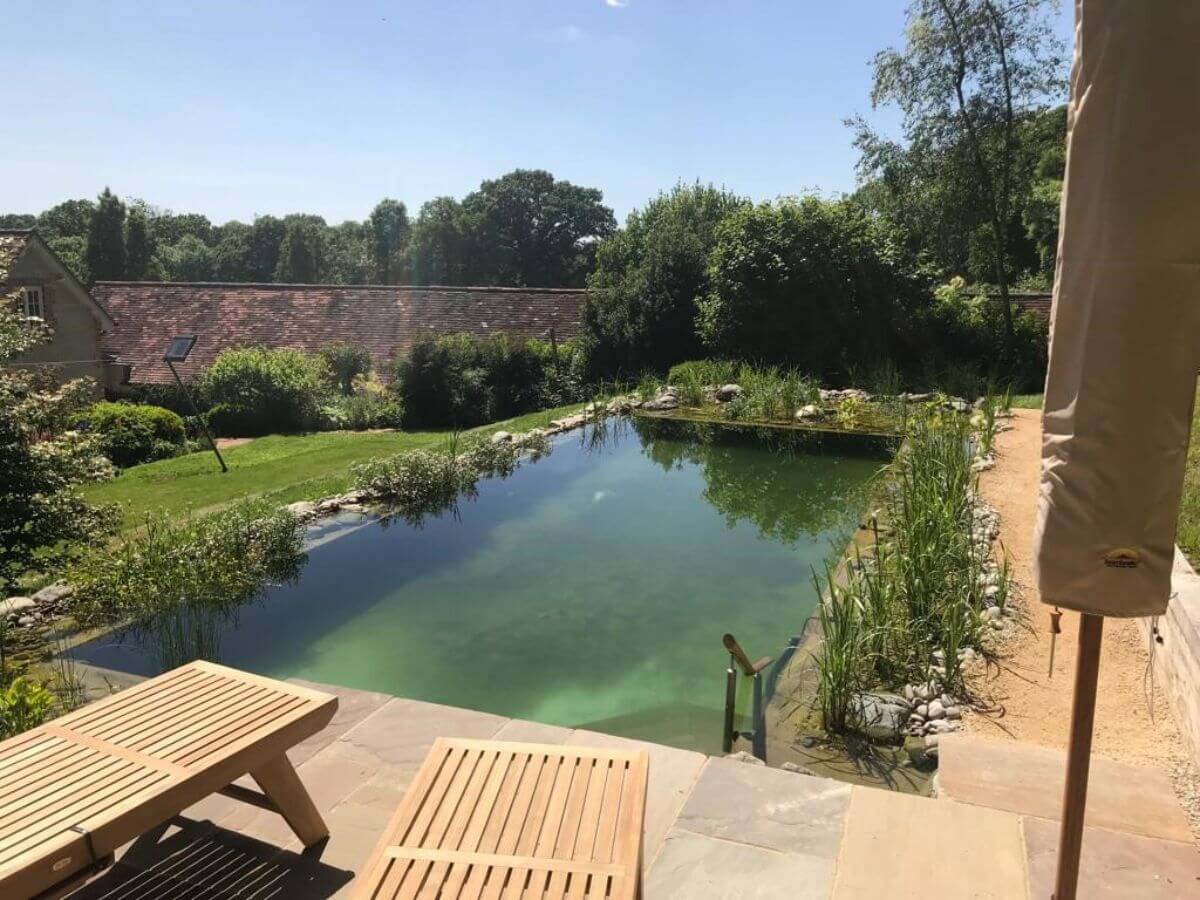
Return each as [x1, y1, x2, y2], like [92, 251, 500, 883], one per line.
[1051, 612, 1105, 900]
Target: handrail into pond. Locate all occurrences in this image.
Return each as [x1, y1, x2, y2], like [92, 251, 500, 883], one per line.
[721, 633, 772, 761]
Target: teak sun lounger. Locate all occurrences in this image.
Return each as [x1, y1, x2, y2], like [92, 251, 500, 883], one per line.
[354, 738, 649, 900]
[0, 660, 337, 899]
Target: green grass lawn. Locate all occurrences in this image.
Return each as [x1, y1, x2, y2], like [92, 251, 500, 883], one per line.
[1009, 393, 1044, 409]
[86, 404, 584, 529]
[1177, 393, 1200, 566]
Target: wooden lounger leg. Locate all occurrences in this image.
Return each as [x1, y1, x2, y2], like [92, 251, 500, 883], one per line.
[248, 753, 329, 847]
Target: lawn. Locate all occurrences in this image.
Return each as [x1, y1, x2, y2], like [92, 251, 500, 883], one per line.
[1008, 393, 1044, 409]
[1178, 392, 1200, 566]
[86, 404, 585, 529]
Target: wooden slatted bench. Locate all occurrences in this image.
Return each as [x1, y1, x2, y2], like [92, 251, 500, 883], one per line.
[354, 738, 649, 900]
[0, 660, 337, 899]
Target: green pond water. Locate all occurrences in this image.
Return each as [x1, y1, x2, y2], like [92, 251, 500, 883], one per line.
[78, 419, 885, 753]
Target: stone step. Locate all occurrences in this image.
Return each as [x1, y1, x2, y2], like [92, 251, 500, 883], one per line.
[832, 787, 1028, 898]
[937, 733, 1191, 842]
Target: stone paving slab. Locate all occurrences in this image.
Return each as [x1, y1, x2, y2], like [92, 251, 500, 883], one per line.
[832, 787, 1029, 899]
[937, 733, 1192, 842]
[674, 757, 850, 858]
[646, 829, 837, 899]
[68, 683, 1194, 899]
[1022, 815, 1200, 899]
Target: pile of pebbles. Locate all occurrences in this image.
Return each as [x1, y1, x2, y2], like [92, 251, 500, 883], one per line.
[1, 583, 73, 631]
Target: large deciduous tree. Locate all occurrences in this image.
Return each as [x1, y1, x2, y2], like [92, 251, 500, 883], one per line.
[462, 170, 615, 287]
[407, 197, 473, 285]
[274, 217, 326, 283]
[85, 188, 127, 283]
[584, 183, 747, 376]
[854, 0, 1065, 348]
[367, 199, 410, 284]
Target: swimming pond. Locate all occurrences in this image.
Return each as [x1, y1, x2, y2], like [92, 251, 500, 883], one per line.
[77, 419, 886, 753]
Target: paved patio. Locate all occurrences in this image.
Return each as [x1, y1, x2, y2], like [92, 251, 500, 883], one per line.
[68, 679, 1198, 899]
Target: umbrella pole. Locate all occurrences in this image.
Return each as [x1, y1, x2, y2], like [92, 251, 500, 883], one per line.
[1051, 612, 1105, 900]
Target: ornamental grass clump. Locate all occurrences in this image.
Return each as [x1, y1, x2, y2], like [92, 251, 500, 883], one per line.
[814, 406, 992, 731]
[67, 503, 304, 672]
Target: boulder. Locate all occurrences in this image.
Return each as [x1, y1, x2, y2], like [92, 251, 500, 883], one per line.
[2, 597, 36, 619]
[285, 500, 318, 520]
[32, 583, 73, 607]
[490, 430, 513, 445]
[926, 700, 946, 720]
[641, 392, 680, 411]
[794, 404, 821, 420]
[849, 692, 909, 742]
[715, 384, 743, 402]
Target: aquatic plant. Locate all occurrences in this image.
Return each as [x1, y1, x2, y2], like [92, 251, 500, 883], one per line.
[67, 503, 305, 666]
[813, 407, 999, 710]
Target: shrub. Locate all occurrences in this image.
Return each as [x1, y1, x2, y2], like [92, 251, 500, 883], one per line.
[393, 333, 547, 429]
[87, 402, 187, 467]
[319, 343, 373, 395]
[339, 390, 404, 431]
[0, 678, 55, 738]
[201, 347, 330, 436]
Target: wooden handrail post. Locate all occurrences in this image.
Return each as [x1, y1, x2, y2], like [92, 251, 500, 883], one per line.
[1052, 612, 1104, 900]
[751, 673, 766, 762]
[722, 663, 737, 754]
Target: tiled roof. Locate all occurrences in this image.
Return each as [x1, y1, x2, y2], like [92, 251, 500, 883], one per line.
[95, 281, 586, 384]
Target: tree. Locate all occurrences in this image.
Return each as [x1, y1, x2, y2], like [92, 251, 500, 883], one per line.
[85, 188, 127, 282]
[125, 206, 156, 280]
[407, 197, 471, 285]
[160, 235, 214, 281]
[323, 221, 369, 284]
[247, 216, 287, 281]
[697, 197, 927, 375]
[856, 0, 1065, 348]
[462, 170, 616, 287]
[584, 183, 747, 376]
[35, 200, 94, 243]
[0, 307, 113, 590]
[212, 221, 253, 281]
[275, 217, 325, 283]
[367, 199, 410, 284]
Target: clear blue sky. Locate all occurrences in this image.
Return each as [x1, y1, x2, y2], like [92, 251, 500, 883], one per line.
[2, 1, 1073, 226]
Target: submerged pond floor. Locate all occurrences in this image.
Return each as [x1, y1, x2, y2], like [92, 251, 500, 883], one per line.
[77, 419, 886, 755]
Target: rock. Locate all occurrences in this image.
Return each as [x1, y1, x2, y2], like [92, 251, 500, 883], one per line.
[924, 734, 941, 749]
[982, 606, 1003, 622]
[2, 597, 35, 619]
[927, 700, 946, 720]
[925, 719, 957, 735]
[915, 703, 929, 719]
[17, 615, 36, 628]
[641, 392, 680, 411]
[781, 762, 819, 777]
[945, 706, 962, 720]
[724, 750, 765, 766]
[285, 500, 317, 520]
[715, 384, 743, 402]
[32, 583, 72, 606]
[489, 430, 513, 445]
[794, 404, 821, 420]
[849, 692, 909, 742]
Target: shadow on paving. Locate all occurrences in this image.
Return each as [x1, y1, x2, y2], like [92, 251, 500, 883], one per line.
[73, 818, 353, 900]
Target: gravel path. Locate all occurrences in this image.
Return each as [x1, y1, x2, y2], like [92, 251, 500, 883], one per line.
[964, 408, 1200, 840]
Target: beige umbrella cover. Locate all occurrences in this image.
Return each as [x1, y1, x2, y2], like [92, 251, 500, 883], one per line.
[1034, 0, 1200, 617]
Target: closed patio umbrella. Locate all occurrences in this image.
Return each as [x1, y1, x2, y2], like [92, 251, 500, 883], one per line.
[1033, 1, 1200, 897]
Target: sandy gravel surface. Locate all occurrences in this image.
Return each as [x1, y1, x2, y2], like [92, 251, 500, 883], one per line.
[966, 408, 1200, 838]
